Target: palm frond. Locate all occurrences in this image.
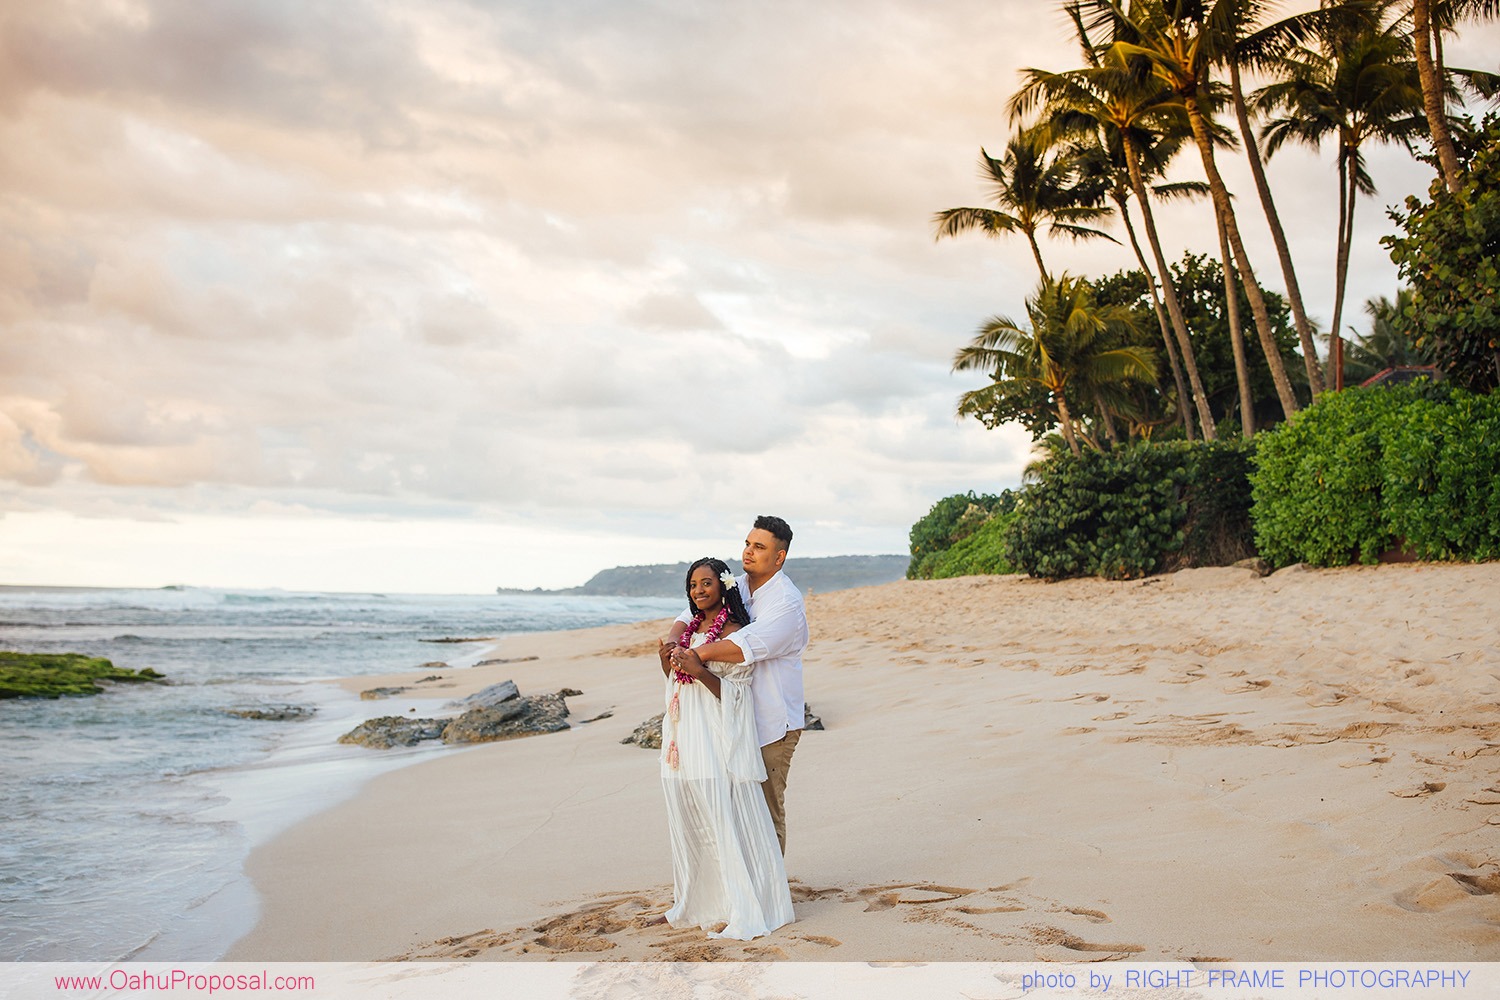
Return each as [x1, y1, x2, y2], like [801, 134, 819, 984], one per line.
[932, 207, 1021, 241]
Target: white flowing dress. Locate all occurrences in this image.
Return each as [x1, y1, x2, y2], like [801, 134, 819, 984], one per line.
[660, 631, 794, 939]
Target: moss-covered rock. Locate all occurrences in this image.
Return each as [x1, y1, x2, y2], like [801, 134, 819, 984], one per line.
[0, 652, 166, 699]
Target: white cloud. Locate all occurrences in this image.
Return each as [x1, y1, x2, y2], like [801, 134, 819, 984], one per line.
[0, 1, 1494, 588]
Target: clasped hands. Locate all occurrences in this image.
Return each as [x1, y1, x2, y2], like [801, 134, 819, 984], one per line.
[658, 639, 707, 680]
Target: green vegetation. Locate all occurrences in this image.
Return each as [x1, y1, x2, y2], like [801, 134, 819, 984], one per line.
[1383, 390, 1500, 561]
[920, 4, 1500, 582]
[1385, 115, 1500, 394]
[952, 274, 1156, 457]
[1092, 255, 1304, 434]
[1006, 441, 1254, 580]
[1251, 384, 1500, 566]
[939, 0, 1497, 444]
[0, 652, 166, 699]
[907, 492, 1018, 580]
[908, 442, 1255, 582]
[926, 508, 1022, 579]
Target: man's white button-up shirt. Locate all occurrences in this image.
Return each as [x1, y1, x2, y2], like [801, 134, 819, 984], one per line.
[676, 570, 808, 747]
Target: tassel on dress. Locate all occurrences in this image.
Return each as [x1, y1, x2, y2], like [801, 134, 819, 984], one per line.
[666, 740, 679, 770]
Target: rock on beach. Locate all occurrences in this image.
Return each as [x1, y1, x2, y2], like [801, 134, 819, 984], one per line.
[338, 683, 577, 748]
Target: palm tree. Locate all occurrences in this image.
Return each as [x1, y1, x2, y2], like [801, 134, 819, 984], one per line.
[1258, 17, 1426, 389]
[1063, 128, 1205, 440]
[1078, 0, 1302, 420]
[1412, 0, 1500, 192]
[934, 129, 1117, 281]
[953, 273, 1158, 456]
[1011, 52, 1219, 439]
[1213, 0, 1348, 396]
[1216, 214, 1256, 437]
[1413, 0, 1459, 189]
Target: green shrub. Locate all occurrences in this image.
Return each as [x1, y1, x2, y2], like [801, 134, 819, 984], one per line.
[927, 508, 1020, 577]
[1382, 389, 1500, 560]
[1250, 387, 1412, 566]
[1248, 382, 1500, 567]
[907, 491, 1017, 579]
[1172, 441, 1258, 569]
[1004, 441, 1255, 580]
[1384, 114, 1500, 394]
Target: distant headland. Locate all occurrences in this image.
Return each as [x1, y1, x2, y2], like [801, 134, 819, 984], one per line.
[499, 555, 910, 598]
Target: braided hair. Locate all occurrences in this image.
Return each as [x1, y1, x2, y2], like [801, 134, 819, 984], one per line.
[683, 556, 752, 627]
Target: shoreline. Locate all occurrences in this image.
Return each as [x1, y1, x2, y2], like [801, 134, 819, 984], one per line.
[227, 564, 1500, 962]
[148, 626, 606, 961]
[158, 681, 478, 962]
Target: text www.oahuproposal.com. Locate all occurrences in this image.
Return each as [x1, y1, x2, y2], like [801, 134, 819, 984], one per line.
[55, 970, 314, 993]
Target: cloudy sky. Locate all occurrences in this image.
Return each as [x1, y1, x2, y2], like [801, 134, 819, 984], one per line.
[1, 1, 1495, 592]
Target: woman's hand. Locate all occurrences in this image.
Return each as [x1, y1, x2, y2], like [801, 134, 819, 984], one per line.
[658, 638, 676, 675]
[668, 645, 720, 699]
[670, 645, 707, 680]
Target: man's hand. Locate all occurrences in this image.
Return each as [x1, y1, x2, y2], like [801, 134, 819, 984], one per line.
[668, 644, 720, 699]
[670, 644, 706, 680]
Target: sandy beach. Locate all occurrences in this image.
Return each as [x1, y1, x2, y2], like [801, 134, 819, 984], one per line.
[225, 562, 1500, 963]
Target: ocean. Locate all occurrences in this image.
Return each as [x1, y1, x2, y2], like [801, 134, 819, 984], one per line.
[0, 586, 683, 963]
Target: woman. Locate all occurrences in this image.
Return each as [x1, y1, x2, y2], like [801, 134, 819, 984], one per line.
[655, 557, 794, 940]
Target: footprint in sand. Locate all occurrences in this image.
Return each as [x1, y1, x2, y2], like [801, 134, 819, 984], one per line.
[1449, 871, 1500, 896]
[1393, 878, 1473, 913]
[1028, 924, 1144, 959]
[788, 880, 845, 903]
[1392, 781, 1447, 798]
[855, 883, 978, 910]
[790, 933, 842, 947]
[1062, 906, 1111, 923]
[843, 878, 1128, 952]
[957, 904, 1026, 915]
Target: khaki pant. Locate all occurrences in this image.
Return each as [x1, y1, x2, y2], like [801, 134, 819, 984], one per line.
[759, 728, 801, 855]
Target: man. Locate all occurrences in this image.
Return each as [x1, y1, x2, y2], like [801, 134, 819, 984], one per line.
[664, 514, 808, 854]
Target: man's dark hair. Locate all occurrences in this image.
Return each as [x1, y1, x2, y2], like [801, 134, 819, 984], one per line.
[753, 515, 793, 552]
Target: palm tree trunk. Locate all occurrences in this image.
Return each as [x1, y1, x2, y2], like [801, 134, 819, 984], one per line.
[1027, 231, 1049, 281]
[1115, 189, 1195, 441]
[1185, 98, 1300, 420]
[1092, 385, 1120, 447]
[1230, 58, 1325, 395]
[1055, 391, 1083, 457]
[1331, 150, 1358, 391]
[1218, 215, 1255, 439]
[1122, 136, 1218, 439]
[1414, 0, 1463, 193]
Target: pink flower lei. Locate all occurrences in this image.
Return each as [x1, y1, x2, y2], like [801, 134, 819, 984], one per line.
[673, 604, 730, 684]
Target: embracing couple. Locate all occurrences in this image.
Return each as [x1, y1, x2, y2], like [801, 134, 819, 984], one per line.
[654, 514, 808, 940]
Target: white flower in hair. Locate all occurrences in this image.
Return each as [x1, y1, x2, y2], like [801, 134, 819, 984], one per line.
[719, 569, 736, 589]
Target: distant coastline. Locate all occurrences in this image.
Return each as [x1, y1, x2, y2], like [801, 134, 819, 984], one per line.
[499, 554, 910, 598]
